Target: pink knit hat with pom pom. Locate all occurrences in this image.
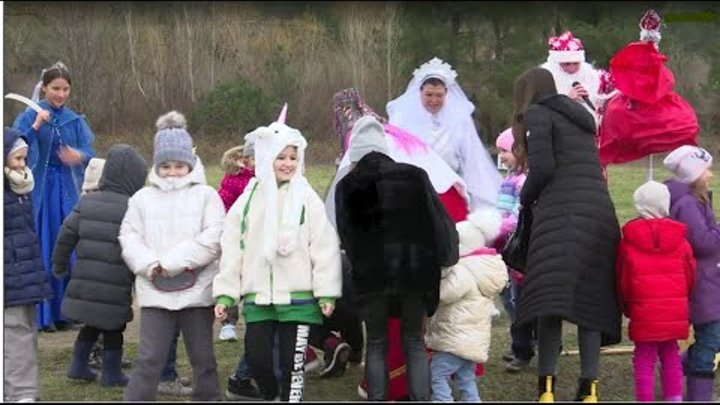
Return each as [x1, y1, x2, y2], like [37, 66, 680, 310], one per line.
[495, 128, 514, 152]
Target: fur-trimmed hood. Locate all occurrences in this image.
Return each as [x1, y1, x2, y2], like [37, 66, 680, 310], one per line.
[456, 208, 503, 255]
[221, 145, 245, 175]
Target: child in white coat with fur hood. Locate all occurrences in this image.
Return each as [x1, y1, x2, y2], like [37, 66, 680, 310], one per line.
[119, 111, 225, 401]
[425, 208, 509, 402]
[213, 121, 342, 402]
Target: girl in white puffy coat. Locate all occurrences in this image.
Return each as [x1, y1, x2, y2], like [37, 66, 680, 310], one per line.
[425, 209, 509, 402]
[119, 111, 225, 401]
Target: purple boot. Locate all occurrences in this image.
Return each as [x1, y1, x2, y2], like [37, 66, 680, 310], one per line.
[686, 376, 714, 401]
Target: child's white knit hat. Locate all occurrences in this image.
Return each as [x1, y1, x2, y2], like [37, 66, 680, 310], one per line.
[663, 145, 713, 184]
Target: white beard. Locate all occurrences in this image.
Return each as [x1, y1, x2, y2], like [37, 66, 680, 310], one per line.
[541, 60, 601, 123]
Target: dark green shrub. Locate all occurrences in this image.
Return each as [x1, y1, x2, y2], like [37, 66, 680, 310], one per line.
[189, 77, 279, 139]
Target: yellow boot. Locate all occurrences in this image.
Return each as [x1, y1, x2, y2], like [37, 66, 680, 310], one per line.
[538, 375, 555, 402]
[575, 378, 599, 402]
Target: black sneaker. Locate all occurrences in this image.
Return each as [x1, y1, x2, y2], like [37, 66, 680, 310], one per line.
[226, 375, 261, 400]
[348, 350, 363, 366]
[505, 357, 531, 373]
[502, 349, 515, 362]
[319, 342, 351, 378]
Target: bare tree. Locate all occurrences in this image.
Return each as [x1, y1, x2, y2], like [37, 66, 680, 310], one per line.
[339, 3, 376, 95]
[125, 4, 148, 100]
[385, 2, 405, 101]
[177, 4, 196, 103]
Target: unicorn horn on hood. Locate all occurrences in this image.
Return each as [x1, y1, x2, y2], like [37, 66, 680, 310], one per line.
[277, 102, 288, 124]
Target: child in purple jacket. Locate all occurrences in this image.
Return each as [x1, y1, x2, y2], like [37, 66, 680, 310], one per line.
[663, 145, 719, 401]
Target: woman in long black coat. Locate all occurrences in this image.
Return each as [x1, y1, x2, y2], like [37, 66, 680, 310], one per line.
[511, 67, 621, 402]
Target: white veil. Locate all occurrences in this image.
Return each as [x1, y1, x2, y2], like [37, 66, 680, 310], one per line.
[386, 57, 502, 210]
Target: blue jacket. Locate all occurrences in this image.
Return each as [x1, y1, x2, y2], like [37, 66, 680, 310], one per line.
[12, 101, 95, 224]
[3, 127, 53, 307]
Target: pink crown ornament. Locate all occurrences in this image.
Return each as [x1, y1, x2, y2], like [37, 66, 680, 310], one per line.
[639, 9, 662, 44]
[640, 9, 661, 31]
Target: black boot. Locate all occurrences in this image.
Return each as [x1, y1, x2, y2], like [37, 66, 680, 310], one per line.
[538, 375, 556, 402]
[100, 349, 129, 387]
[67, 340, 98, 381]
[574, 378, 599, 402]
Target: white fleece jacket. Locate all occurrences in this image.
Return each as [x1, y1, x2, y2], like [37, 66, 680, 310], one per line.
[212, 178, 342, 306]
[119, 158, 225, 310]
[425, 251, 508, 363]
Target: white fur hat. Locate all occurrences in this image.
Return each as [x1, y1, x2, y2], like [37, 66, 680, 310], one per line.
[633, 181, 670, 219]
[547, 31, 586, 64]
[248, 121, 309, 261]
[82, 158, 106, 194]
[349, 116, 389, 163]
[9, 137, 28, 156]
[456, 208, 503, 256]
[663, 145, 713, 184]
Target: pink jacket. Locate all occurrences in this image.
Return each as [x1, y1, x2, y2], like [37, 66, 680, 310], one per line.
[218, 168, 254, 212]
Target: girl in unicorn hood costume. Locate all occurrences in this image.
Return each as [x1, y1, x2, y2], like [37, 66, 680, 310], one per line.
[213, 119, 342, 401]
[425, 208, 509, 402]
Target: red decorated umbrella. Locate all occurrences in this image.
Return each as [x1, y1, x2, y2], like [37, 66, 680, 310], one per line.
[598, 10, 699, 169]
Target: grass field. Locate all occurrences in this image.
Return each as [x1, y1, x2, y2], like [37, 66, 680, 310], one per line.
[35, 162, 720, 401]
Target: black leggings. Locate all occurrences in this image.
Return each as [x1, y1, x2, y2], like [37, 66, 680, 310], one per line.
[245, 321, 310, 401]
[536, 316, 601, 379]
[77, 325, 125, 350]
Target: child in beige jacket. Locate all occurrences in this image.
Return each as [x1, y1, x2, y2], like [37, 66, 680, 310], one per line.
[425, 208, 509, 402]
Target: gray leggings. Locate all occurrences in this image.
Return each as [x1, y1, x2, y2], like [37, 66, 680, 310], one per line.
[537, 316, 601, 378]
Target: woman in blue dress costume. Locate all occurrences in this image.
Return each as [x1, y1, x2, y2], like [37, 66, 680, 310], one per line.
[12, 61, 96, 332]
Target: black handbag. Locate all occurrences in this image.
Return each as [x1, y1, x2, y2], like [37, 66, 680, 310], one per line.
[152, 269, 197, 292]
[501, 207, 533, 273]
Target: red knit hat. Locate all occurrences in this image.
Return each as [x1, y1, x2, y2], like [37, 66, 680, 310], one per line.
[547, 31, 585, 64]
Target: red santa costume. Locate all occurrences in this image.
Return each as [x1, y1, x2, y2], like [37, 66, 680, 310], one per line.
[597, 10, 699, 166]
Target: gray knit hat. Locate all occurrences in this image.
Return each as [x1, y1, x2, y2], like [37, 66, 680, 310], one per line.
[153, 111, 196, 170]
[349, 116, 389, 163]
[243, 135, 256, 158]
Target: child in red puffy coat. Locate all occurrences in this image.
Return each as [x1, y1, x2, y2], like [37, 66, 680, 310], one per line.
[616, 181, 695, 402]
